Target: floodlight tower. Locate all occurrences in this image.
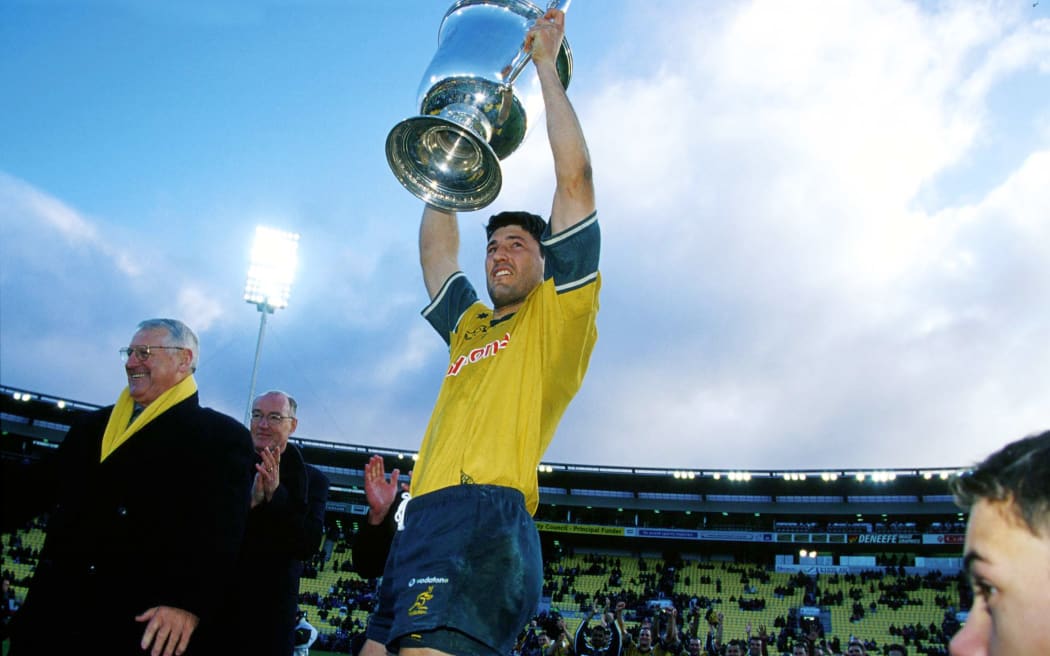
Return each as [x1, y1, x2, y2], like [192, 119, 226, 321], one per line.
[243, 226, 300, 425]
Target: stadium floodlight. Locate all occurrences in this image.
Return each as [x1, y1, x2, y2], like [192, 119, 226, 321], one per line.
[244, 226, 300, 309]
[243, 225, 300, 425]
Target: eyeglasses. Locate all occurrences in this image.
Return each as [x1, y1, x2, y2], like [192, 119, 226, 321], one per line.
[250, 411, 294, 425]
[119, 345, 186, 363]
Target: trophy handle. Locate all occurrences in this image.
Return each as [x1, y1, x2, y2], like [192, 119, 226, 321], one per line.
[496, 0, 572, 126]
[502, 0, 572, 89]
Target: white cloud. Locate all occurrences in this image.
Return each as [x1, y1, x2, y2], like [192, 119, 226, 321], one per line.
[0, 174, 240, 400]
[0, 172, 141, 277]
[2, 1, 1048, 471]
[959, 11, 1050, 103]
[542, 1, 1050, 468]
[176, 285, 227, 333]
[373, 322, 440, 387]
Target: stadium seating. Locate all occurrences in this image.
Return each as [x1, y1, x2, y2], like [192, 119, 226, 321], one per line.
[2, 527, 957, 654]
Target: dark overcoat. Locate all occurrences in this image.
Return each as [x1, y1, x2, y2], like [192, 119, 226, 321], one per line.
[3, 393, 255, 655]
[212, 443, 329, 656]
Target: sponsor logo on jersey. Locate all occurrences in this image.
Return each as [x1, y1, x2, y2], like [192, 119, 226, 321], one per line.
[447, 332, 511, 376]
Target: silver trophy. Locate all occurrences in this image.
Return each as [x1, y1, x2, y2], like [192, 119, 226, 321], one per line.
[386, 0, 572, 211]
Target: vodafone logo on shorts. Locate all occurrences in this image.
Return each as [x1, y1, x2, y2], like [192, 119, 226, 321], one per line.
[408, 576, 449, 588]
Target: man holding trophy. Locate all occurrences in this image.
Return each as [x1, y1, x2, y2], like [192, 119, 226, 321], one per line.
[369, 6, 600, 656]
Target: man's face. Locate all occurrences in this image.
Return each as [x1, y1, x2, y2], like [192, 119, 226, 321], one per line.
[847, 645, 866, 656]
[639, 627, 653, 648]
[537, 634, 550, 648]
[726, 645, 743, 656]
[591, 627, 608, 648]
[949, 498, 1050, 656]
[687, 637, 701, 655]
[793, 647, 809, 656]
[485, 225, 544, 315]
[749, 637, 763, 654]
[125, 327, 191, 406]
[250, 391, 297, 454]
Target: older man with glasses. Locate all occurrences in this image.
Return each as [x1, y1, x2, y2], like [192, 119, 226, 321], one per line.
[2, 318, 256, 656]
[211, 390, 329, 656]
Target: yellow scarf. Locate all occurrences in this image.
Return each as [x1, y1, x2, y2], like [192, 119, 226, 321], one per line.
[100, 375, 198, 462]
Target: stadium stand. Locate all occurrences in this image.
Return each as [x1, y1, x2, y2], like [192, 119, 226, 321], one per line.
[2, 385, 968, 654]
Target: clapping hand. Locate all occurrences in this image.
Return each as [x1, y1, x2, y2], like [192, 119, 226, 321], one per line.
[364, 455, 407, 525]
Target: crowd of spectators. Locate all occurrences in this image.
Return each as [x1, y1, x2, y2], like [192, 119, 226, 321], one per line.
[521, 552, 961, 656]
[3, 519, 966, 655]
[271, 544, 954, 656]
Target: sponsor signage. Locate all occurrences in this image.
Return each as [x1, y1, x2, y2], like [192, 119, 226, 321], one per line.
[533, 523, 968, 547]
[535, 522, 626, 537]
[846, 534, 923, 545]
[698, 531, 757, 542]
[849, 534, 897, 544]
[775, 564, 849, 574]
[327, 501, 365, 514]
[633, 528, 701, 539]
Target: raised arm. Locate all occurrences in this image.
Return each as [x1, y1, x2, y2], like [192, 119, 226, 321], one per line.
[419, 204, 461, 300]
[614, 600, 628, 643]
[525, 8, 595, 234]
[664, 607, 681, 650]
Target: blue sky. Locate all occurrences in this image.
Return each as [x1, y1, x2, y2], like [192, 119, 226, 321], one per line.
[2, 0, 1049, 471]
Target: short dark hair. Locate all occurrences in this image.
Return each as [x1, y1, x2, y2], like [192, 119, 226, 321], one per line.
[485, 211, 547, 244]
[951, 430, 1050, 535]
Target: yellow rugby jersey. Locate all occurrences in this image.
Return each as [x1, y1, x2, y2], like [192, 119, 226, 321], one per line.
[411, 212, 600, 514]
